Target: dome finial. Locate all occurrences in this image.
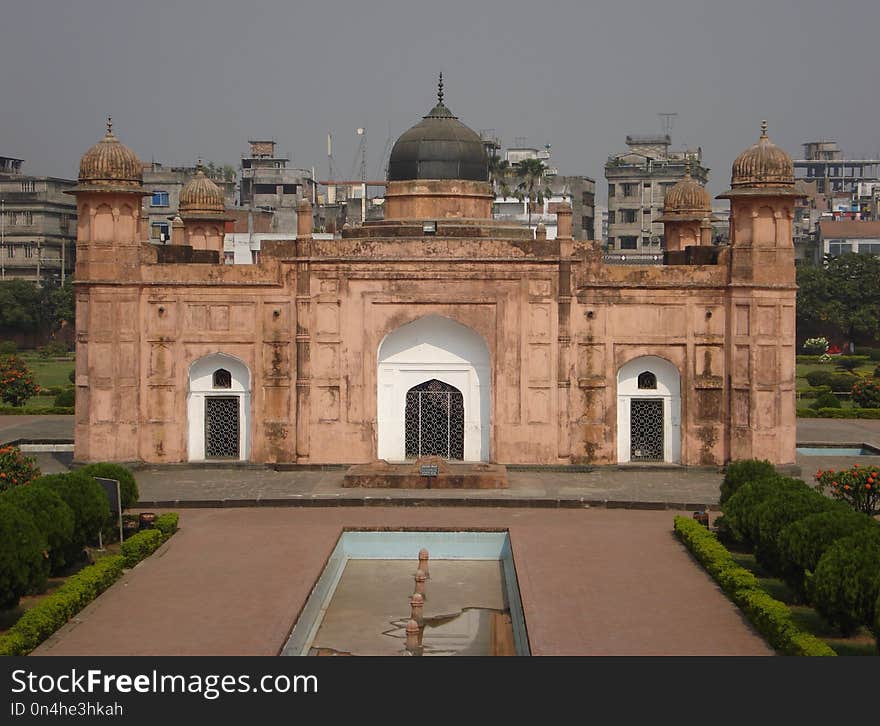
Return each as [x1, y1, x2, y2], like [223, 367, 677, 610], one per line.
[106, 116, 113, 136]
[438, 72, 444, 105]
[760, 119, 768, 139]
[684, 157, 692, 178]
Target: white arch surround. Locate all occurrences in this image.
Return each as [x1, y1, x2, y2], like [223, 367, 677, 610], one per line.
[187, 353, 251, 462]
[377, 315, 490, 462]
[616, 355, 681, 464]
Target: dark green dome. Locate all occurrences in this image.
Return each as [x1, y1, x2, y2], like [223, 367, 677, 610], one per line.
[387, 88, 489, 182]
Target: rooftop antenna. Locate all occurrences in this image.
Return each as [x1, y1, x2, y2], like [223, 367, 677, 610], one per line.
[658, 112, 678, 137]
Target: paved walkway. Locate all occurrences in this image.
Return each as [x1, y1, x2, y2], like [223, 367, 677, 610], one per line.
[7, 416, 880, 508]
[34, 507, 773, 656]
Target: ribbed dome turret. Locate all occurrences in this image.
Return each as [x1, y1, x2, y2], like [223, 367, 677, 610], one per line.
[179, 166, 226, 215]
[78, 118, 142, 189]
[662, 168, 712, 218]
[730, 121, 794, 189]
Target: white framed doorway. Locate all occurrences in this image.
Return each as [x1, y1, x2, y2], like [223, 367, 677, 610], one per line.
[377, 315, 490, 461]
[187, 353, 251, 462]
[616, 355, 681, 464]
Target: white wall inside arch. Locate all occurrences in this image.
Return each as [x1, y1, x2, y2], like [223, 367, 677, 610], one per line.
[377, 315, 490, 461]
[187, 353, 252, 461]
[616, 355, 681, 464]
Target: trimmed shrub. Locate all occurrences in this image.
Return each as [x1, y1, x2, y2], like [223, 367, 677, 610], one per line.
[154, 512, 179, 538]
[0, 555, 124, 656]
[37, 341, 68, 359]
[720, 459, 776, 505]
[722, 475, 807, 545]
[0, 354, 40, 406]
[68, 369, 75, 384]
[0, 406, 75, 416]
[1, 485, 75, 574]
[803, 337, 829, 355]
[674, 517, 835, 656]
[53, 388, 75, 408]
[778, 508, 877, 598]
[33, 472, 109, 563]
[0, 498, 47, 609]
[808, 530, 880, 635]
[0, 341, 18, 355]
[830, 372, 859, 392]
[810, 391, 841, 409]
[799, 407, 880, 419]
[121, 529, 165, 568]
[78, 463, 138, 511]
[753, 488, 836, 574]
[852, 379, 880, 408]
[867, 348, 880, 362]
[0, 445, 40, 492]
[805, 370, 833, 388]
[835, 355, 869, 372]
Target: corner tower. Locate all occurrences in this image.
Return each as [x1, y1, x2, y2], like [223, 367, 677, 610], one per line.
[718, 121, 799, 465]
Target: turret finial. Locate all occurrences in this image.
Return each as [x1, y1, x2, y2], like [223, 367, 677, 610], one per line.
[760, 119, 768, 139]
[106, 116, 113, 135]
[438, 72, 444, 105]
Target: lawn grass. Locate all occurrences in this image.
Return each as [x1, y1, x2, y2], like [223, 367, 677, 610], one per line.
[730, 550, 877, 656]
[24, 357, 75, 389]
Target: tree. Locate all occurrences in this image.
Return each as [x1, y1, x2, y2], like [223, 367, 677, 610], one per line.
[488, 156, 511, 199]
[0, 355, 40, 406]
[0, 280, 45, 331]
[797, 253, 880, 345]
[44, 279, 74, 329]
[514, 158, 551, 235]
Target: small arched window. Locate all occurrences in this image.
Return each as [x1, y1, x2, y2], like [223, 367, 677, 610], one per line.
[213, 368, 232, 389]
[638, 371, 657, 390]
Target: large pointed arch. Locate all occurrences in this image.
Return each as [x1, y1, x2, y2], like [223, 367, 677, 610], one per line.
[377, 315, 490, 461]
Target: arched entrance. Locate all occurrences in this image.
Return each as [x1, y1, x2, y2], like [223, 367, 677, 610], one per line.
[377, 315, 490, 461]
[187, 353, 251, 461]
[616, 356, 681, 464]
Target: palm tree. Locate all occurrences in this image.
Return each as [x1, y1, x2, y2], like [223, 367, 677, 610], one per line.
[514, 158, 550, 234]
[489, 156, 511, 199]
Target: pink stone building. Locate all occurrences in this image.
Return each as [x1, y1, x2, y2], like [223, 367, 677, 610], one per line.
[71, 103, 798, 468]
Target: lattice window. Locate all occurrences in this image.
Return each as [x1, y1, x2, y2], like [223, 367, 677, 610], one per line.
[630, 399, 663, 461]
[213, 368, 232, 389]
[205, 396, 239, 458]
[404, 379, 464, 460]
[637, 371, 657, 389]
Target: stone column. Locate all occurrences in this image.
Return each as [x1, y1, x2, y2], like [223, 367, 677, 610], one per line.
[556, 203, 572, 460]
[295, 199, 313, 462]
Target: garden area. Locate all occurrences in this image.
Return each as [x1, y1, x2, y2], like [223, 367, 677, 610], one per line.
[0, 448, 178, 655]
[795, 339, 880, 418]
[676, 459, 880, 656]
[0, 342, 75, 413]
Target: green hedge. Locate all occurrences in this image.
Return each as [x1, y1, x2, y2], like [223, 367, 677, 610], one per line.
[0, 406, 74, 415]
[0, 556, 124, 656]
[722, 475, 808, 546]
[33, 472, 108, 564]
[0, 512, 180, 656]
[753, 488, 835, 573]
[154, 512, 179, 538]
[121, 529, 165, 568]
[674, 517, 835, 656]
[805, 370, 834, 388]
[798, 408, 880, 419]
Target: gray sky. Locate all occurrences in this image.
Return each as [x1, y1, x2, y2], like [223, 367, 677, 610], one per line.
[2, 0, 878, 199]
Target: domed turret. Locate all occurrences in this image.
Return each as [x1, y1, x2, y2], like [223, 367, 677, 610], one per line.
[661, 166, 712, 220]
[387, 74, 488, 182]
[720, 121, 798, 199]
[78, 118, 142, 189]
[179, 165, 226, 215]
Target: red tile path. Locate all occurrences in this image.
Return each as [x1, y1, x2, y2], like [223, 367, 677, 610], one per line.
[35, 508, 772, 656]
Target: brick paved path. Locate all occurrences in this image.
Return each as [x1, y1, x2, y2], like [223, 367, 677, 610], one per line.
[35, 508, 772, 656]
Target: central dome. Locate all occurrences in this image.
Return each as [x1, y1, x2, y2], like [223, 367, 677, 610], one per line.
[387, 82, 488, 183]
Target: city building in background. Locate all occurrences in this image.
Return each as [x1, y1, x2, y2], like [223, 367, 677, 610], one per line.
[239, 139, 317, 233]
[792, 140, 880, 264]
[605, 134, 708, 252]
[0, 155, 76, 284]
[818, 220, 880, 258]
